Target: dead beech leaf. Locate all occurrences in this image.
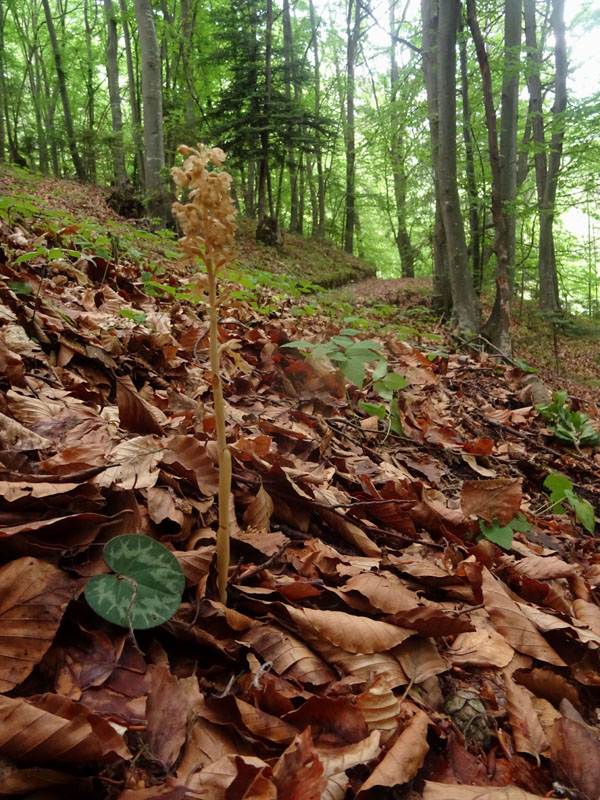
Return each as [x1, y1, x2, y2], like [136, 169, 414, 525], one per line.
[393, 637, 447, 683]
[317, 730, 381, 777]
[177, 716, 253, 788]
[548, 717, 600, 800]
[461, 478, 522, 525]
[282, 604, 413, 654]
[147, 487, 184, 527]
[503, 671, 548, 758]
[423, 783, 548, 800]
[116, 375, 165, 435]
[341, 570, 420, 614]
[355, 676, 402, 743]
[385, 607, 474, 637]
[284, 695, 367, 744]
[94, 435, 164, 490]
[0, 693, 130, 762]
[0, 411, 52, 451]
[356, 708, 429, 797]
[201, 694, 299, 744]
[513, 668, 582, 712]
[0, 479, 83, 502]
[573, 598, 600, 638]
[0, 764, 77, 796]
[272, 728, 327, 800]
[0, 557, 78, 692]
[163, 435, 219, 495]
[446, 611, 514, 669]
[480, 569, 565, 666]
[508, 555, 579, 580]
[312, 638, 408, 687]
[145, 663, 188, 768]
[241, 624, 336, 686]
[243, 485, 274, 532]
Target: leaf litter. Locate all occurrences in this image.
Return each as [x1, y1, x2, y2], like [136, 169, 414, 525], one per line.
[1, 185, 600, 799]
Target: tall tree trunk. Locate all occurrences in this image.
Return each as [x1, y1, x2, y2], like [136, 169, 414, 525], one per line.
[33, 45, 49, 172]
[41, 0, 86, 180]
[134, 0, 170, 225]
[0, 0, 7, 162]
[119, 0, 145, 186]
[84, 0, 96, 183]
[458, 16, 481, 292]
[180, 0, 196, 135]
[344, 0, 361, 254]
[282, 0, 299, 232]
[436, 0, 480, 332]
[421, 0, 451, 317]
[257, 0, 273, 221]
[467, 0, 511, 356]
[308, 0, 325, 240]
[538, 0, 566, 312]
[104, 0, 128, 185]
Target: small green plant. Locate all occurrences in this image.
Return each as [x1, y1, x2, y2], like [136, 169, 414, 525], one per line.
[536, 390, 600, 448]
[85, 535, 184, 630]
[119, 309, 148, 325]
[283, 334, 408, 436]
[477, 513, 532, 550]
[540, 472, 595, 533]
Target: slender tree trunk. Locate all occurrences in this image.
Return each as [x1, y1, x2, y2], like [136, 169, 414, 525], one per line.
[258, 0, 273, 221]
[308, 0, 325, 240]
[41, 0, 86, 180]
[282, 0, 299, 232]
[436, 0, 480, 332]
[180, 0, 196, 135]
[134, 0, 170, 225]
[538, 0, 566, 311]
[344, 0, 361, 254]
[104, 0, 128, 185]
[120, 0, 145, 186]
[0, 0, 5, 162]
[389, 0, 415, 278]
[421, 0, 451, 317]
[84, 0, 96, 182]
[467, 0, 511, 355]
[458, 17, 481, 292]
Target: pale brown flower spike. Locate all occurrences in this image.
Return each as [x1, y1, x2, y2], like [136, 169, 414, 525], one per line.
[172, 144, 237, 604]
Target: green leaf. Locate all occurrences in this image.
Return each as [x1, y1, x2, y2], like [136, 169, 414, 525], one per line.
[372, 359, 388, 382]
[389, 398, 404, 436]
[85, 534, 185, 630]
[564, 489, 596, 534]
[477, 513, 532, 550]
[359, 402, 387, 419]
[281, 340, 314, 349]
[339, 328, 360, 336]
[119, 309, 147, 324]
[13, 247, 47, 264]
[341, 357, 365, 386]
[543, 472, 573, 508]
[8, 281, 32, 296]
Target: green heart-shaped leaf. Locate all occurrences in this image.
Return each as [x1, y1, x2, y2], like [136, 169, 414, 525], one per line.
[85, 535, 185, 630]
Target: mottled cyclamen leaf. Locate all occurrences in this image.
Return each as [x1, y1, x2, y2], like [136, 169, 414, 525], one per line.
[85, 535, 184, 629]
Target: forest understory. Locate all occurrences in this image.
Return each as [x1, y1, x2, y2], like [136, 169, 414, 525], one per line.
[1, 166, 600, 800]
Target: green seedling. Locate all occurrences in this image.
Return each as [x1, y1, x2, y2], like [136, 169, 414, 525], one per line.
[537, 390, 600, 448]
[85, 535, 184, 630]
[540, 472, 595, 533]
[477, 513, 532, 550]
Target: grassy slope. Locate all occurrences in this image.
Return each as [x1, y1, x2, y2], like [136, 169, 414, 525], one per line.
[1, 162, 599, 400]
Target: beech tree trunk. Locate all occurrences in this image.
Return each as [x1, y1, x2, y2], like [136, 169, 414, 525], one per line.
[104, 0, 127, 185]
[436, 0, 480, 332]
[134, 0, 170, 225]
[308, 0, 325, 240]
[467, 0, 511, 356]
[119, 0, 144, 186]
[344, 0, 361, 254]
[41, 0, 86, 180]
[421, 0, 451, 317]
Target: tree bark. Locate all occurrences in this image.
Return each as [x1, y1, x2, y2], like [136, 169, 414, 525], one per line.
[282, 0, 299, 232]
[104, 0, 128, 185]
[0, 0, 5, 162]
[119, 0, 145, 186]
[467, 0, 511, 356]
[308, 0, 325, 240]
[257, 0, 273, 221]
[41, 0, 86, 180]
[344, 0, 361, 254]
[389, 0, 415, 278]
[436, 0, 480, 332]
[83, 0, 96, 183]
[421, 0, 451, 317]
[134, 0, 170, 225]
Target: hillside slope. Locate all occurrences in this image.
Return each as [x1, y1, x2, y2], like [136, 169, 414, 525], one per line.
[1, 166, 600, 799]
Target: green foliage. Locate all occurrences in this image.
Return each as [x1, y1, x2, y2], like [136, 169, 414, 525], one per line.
[543, 473, 595, 533]
[84, 535, 185, 630]
[477, 513, 532, 550]
[537, 390, 600, 447]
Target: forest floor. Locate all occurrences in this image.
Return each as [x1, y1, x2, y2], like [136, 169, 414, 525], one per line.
[1, 164, 600, 800]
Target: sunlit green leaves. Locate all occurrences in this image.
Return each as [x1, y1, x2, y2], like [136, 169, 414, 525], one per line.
[543, 473, 595, 533]
[478, 513, 532, 550]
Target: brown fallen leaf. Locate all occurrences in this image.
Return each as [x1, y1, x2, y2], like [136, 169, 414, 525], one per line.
[272, 728, 327, 800]
[116, 375, 165, 435]
[145, 663, 188, 768]
[355, 708, 429, 797]
[548, 717, 600, 800]
[461, 478, 522, 525]
[243, 485, 274, 532]
[503, 670, 548, 759]
[0, 693, 130, 762]
[422, 783, 548, 799]
[0, 557, 79, 692]
[479, 568, 565, 666]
